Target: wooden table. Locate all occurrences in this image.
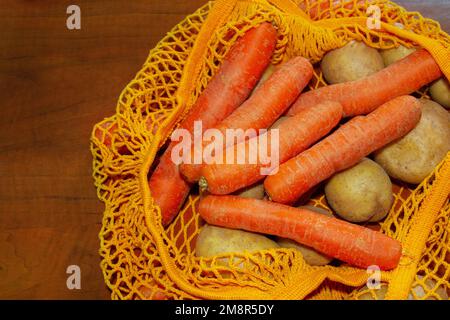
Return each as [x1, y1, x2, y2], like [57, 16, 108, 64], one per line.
[1, 0, 448, 299]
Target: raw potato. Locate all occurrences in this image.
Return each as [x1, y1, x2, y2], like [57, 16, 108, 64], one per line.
[195, 224, 279, 259]
[270, 116, 289, 130]
[324, 158, 393, 223]
[355, 276, 448, 300]
[430, 78, 450, 109]
[276, 205, 334, 266]
[236, 183, 265, 199]
[252, 64, 275, 92]
[380, 45, 416, 66]
[374, 99, 450, 184]
[321, 41, 384, 84]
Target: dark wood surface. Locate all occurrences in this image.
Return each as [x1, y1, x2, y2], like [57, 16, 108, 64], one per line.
[0, 0, 448, 299]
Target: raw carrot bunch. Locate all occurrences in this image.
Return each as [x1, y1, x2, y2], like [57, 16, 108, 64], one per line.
[149, 22, 278, 226]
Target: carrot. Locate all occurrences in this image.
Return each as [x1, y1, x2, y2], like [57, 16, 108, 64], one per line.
[287, 49, 442, 117]
[199, 195, 402, 270]
[265, 95, 422, 204]
[149, 22, 278, 226]
[200, 101, 343, 195]
[179, 56, 314, 183]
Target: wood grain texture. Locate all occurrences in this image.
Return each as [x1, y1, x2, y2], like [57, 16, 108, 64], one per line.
[0, 0, 448, 299]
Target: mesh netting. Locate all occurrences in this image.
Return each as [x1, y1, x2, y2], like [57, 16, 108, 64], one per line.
[91, 0, 450, 299]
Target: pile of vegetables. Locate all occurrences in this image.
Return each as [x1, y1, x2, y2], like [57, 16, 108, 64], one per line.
[99, 22, 450, 292]
[165, 23, 450, 267]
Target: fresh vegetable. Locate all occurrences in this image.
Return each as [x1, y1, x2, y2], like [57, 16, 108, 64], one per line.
[200, 101, 342, 195]
[180, 56, 314, 183]
[195, 224, 279, 259]
[269, 116, 289, 130]
[380, 45, 416, 66]
[235, 183, 265, 199]
[252, 64, 275, 93]
[298, 0, 364, 20]
[429, 78, 450, 109]
[324, 158, 393, 223]
[287, 49, 442, 117]
[199, 195, 402, 270]
[149, 22, 278, 226]
[321, 41, 384, 84]
[276, 205, 334, 266]
[265, 95, 422, 204]
[374, 99, 450, 184]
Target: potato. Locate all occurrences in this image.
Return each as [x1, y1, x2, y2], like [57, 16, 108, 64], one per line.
[355, 276, 448, 300]
[236, 183, 265, 199]
[195, 224, 279, 259]
[430, 78, 450, 109]
[253, 64, 275, 92]
[321, 41, 384, 84]
[270, 116, 289, 130]
[374, 99, 450, 184]
[324, 158, 393, 223]
[276, 205, 333, 266]
[380, 45, 416, 66]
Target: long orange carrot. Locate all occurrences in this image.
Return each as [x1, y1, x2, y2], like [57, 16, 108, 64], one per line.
[200, 101, 342, 195]
[179, 56, 314, 183]
[266, 95, 422, 204]
[199, 195, 402, 270]
[149, 23, 278, 226]
[287, 49, 441, 117]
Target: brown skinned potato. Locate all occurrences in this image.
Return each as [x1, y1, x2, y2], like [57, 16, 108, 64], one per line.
[321, 41, 384, 84]
[324, 158, 393, 223]
[374, 99, 450, 184]
[195, 224, 279, 259]
[429, 78, 450, 109]
[380, 45, 416, 66]
[236, 183, 265, 199]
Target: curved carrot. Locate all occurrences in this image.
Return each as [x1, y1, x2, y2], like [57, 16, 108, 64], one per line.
[287, 49, 441, 117]
[149, 22, 278, 226]
[266, 95, 422, 204]
[199, 195, 402, 270]
[200, 101, 343, 195]
[180, 56, 314, 183]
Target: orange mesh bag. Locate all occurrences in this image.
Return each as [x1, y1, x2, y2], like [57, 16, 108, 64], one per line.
[90, 0, 450, 300]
